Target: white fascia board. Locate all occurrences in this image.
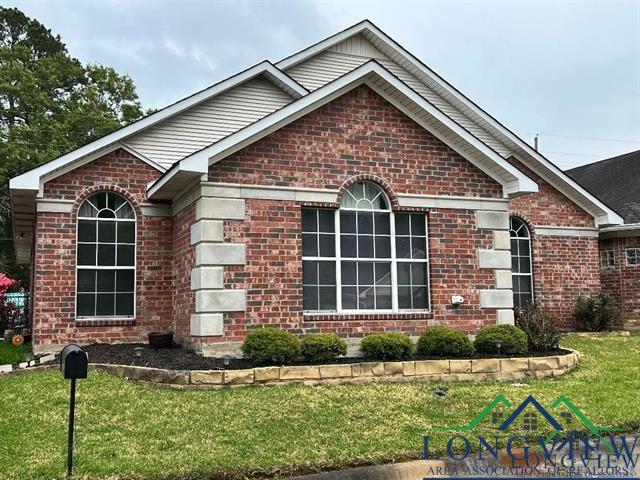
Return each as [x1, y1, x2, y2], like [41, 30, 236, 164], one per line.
[9, 61, 308, 194]
[151, 61, 536, 199]
[277, 20, 620, 225]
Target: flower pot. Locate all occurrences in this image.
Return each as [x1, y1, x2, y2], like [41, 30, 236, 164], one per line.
[148, 331, 173, 349]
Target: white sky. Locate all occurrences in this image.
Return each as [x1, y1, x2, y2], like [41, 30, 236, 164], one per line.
[8, 0, 640, 170]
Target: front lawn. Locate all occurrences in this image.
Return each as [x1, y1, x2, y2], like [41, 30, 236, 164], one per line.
[0, 334, 638, 480]
[0, 340, 28, 365]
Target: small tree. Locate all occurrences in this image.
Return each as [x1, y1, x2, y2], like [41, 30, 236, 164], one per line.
[575, 291, 617, 332]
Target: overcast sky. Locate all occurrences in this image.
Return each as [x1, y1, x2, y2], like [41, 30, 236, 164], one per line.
[8, 0, 640, 169]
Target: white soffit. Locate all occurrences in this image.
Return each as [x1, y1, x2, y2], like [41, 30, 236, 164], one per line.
[148, 61, 537, 200]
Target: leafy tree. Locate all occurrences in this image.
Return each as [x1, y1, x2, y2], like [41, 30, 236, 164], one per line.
[0, 7, 146, 283]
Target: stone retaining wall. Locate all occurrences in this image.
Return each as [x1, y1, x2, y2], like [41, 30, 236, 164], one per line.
[91, 349, 580, 390]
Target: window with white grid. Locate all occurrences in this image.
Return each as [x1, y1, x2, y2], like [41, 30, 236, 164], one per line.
[302, 181, 429, 312]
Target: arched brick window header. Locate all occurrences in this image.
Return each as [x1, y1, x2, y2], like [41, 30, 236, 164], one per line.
[72, 185, 142, 219]
[337, 175, 400, 209]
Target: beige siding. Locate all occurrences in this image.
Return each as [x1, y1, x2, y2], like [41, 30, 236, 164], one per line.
[286, 46, 512, 157]
[124, 77, 293, 168]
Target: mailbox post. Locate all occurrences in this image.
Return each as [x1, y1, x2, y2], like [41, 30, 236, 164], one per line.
[60, 344, 88, 476]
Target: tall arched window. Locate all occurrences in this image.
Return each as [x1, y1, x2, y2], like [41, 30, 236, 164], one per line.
[509, 216, 533, 309]
[302, 181, 429, 312]
[76, 192, 136, 318]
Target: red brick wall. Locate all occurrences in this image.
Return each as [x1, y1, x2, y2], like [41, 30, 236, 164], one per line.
[172, 202, 196, 345]
[600, 237, 640, 328]
[507, 158, 600, 328]
[204, 86, 501, 341]
[33, 149, 173, 349]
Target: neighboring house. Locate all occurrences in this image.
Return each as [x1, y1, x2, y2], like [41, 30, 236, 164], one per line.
[9, 20, 625, 355]
[568, 149, 640, 330]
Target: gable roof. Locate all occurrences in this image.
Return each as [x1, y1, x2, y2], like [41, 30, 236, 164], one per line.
[9, 20, 625, 263]
[567, 149, 640, 224]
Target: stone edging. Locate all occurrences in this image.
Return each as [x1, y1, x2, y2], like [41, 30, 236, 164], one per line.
[90, 349, 580, 390]
[0, 353, 56, 374]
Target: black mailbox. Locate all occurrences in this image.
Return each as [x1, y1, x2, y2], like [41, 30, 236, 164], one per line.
[60, 344, 88, 379]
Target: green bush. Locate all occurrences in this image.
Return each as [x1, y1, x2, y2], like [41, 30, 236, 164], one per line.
[241, 328, 300, 366]
[515, 303, 562, 351]
[0, 341, 25, 365]
[474, 325, 528, 356]
[301, 334, 348, 362]
[575, 291, 617, 332]
[360, 333, 413, 360]
[416, 327, 474, 358]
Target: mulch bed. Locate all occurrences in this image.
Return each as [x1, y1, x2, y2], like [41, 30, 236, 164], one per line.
[84, 343, 572, 371]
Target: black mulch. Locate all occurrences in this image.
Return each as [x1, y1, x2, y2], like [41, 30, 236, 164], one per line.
[84, 343, 572, 371]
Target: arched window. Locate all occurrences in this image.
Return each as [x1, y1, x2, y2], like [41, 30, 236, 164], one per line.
[509, 216, 533, 309]
[301, 181, 429, 312]
[76, 192, 136, 318]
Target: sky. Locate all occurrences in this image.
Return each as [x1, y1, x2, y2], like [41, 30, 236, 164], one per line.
[7, 0, 640, 170]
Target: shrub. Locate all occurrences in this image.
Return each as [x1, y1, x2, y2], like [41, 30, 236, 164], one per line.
[0, 341, 25, 365]
[416, 327, 474, 358]
[241, 328, 300, 366]
[515, 303, 562, 351]
[574, 291, 617, 332]
[301, 334, 348, 362]
[474, 325, 528, 356]
[360, 333, 413, 360]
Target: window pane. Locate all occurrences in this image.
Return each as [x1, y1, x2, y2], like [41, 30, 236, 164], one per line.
[116, 270, 135, 292]
[375, 263, 391, 285]
[77, 270, 95, 293]
[77, 244, 96, 266]
[117, 222, 135, 244]
[319, 234, 335, 257]
[98, 221, 116, 243]
[318, 262, 336, 285]
[374, 213, 390, 234]
[107, 193, 117, 211]
[78, 220, 96, 242]
[340, 211, 356, 233]
[358, 287, 375, 309]
[358, 236, 374, 258]
[116, 202, 135, 219]
[398, 287, 412, 309]
[98, 209, 116, 219]
[97, 244, 115, 266]
[94, 192, 107, 210]
[518, 239, 530, 256]
[97, 270, 115, 292]
[396, 237, 411, 258]
[78, 201, 96, 218]
[302, 233, 318, 256]
[411, 263, 428, 285]
[303, 261, 317, 284]
[358, 262, 374, 285]
[303, 286, 318, 310]
[357, 212, 373, 234]
[77, 293, 95, 316]
[397, 263, 410, 285]
[318, 210, 335, 233]
[96, 293, 115, 316]
[342, 287, 357, 309]
[301, 209, 317, 232]
[341, 262, 356, 285]
[395, 213, 410, 235]
[411, 214, 426, 236]
[375, 236, 391, 258]
[412, 287, 428, 309]
[117, 245, 135, 266]
[318, 286, 336, 310]
[116, 293, 134, 316]
[340, 235, 357, 258]
[376, 287, 392, 309]
[518, 257, 531, 273]
[518, 276, 532, 294]
[412, 237, 426, 259]
[512, 256, 519, 272]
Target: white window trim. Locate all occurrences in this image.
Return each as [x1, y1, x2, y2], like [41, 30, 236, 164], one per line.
[625, 248, 640, 267]
[75, 194, 137, 320]
[302, 205, 430, 315]
[600, 250, 615, 269]
[509, 218, 534, 309]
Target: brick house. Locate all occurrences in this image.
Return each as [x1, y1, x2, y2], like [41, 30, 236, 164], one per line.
[9, 21, 626, 355]
[568, 149, 640, 331]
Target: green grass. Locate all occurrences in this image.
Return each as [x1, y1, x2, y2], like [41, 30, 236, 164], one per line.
[0, 335, 638, 479]
[0, 340, 27, 365]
